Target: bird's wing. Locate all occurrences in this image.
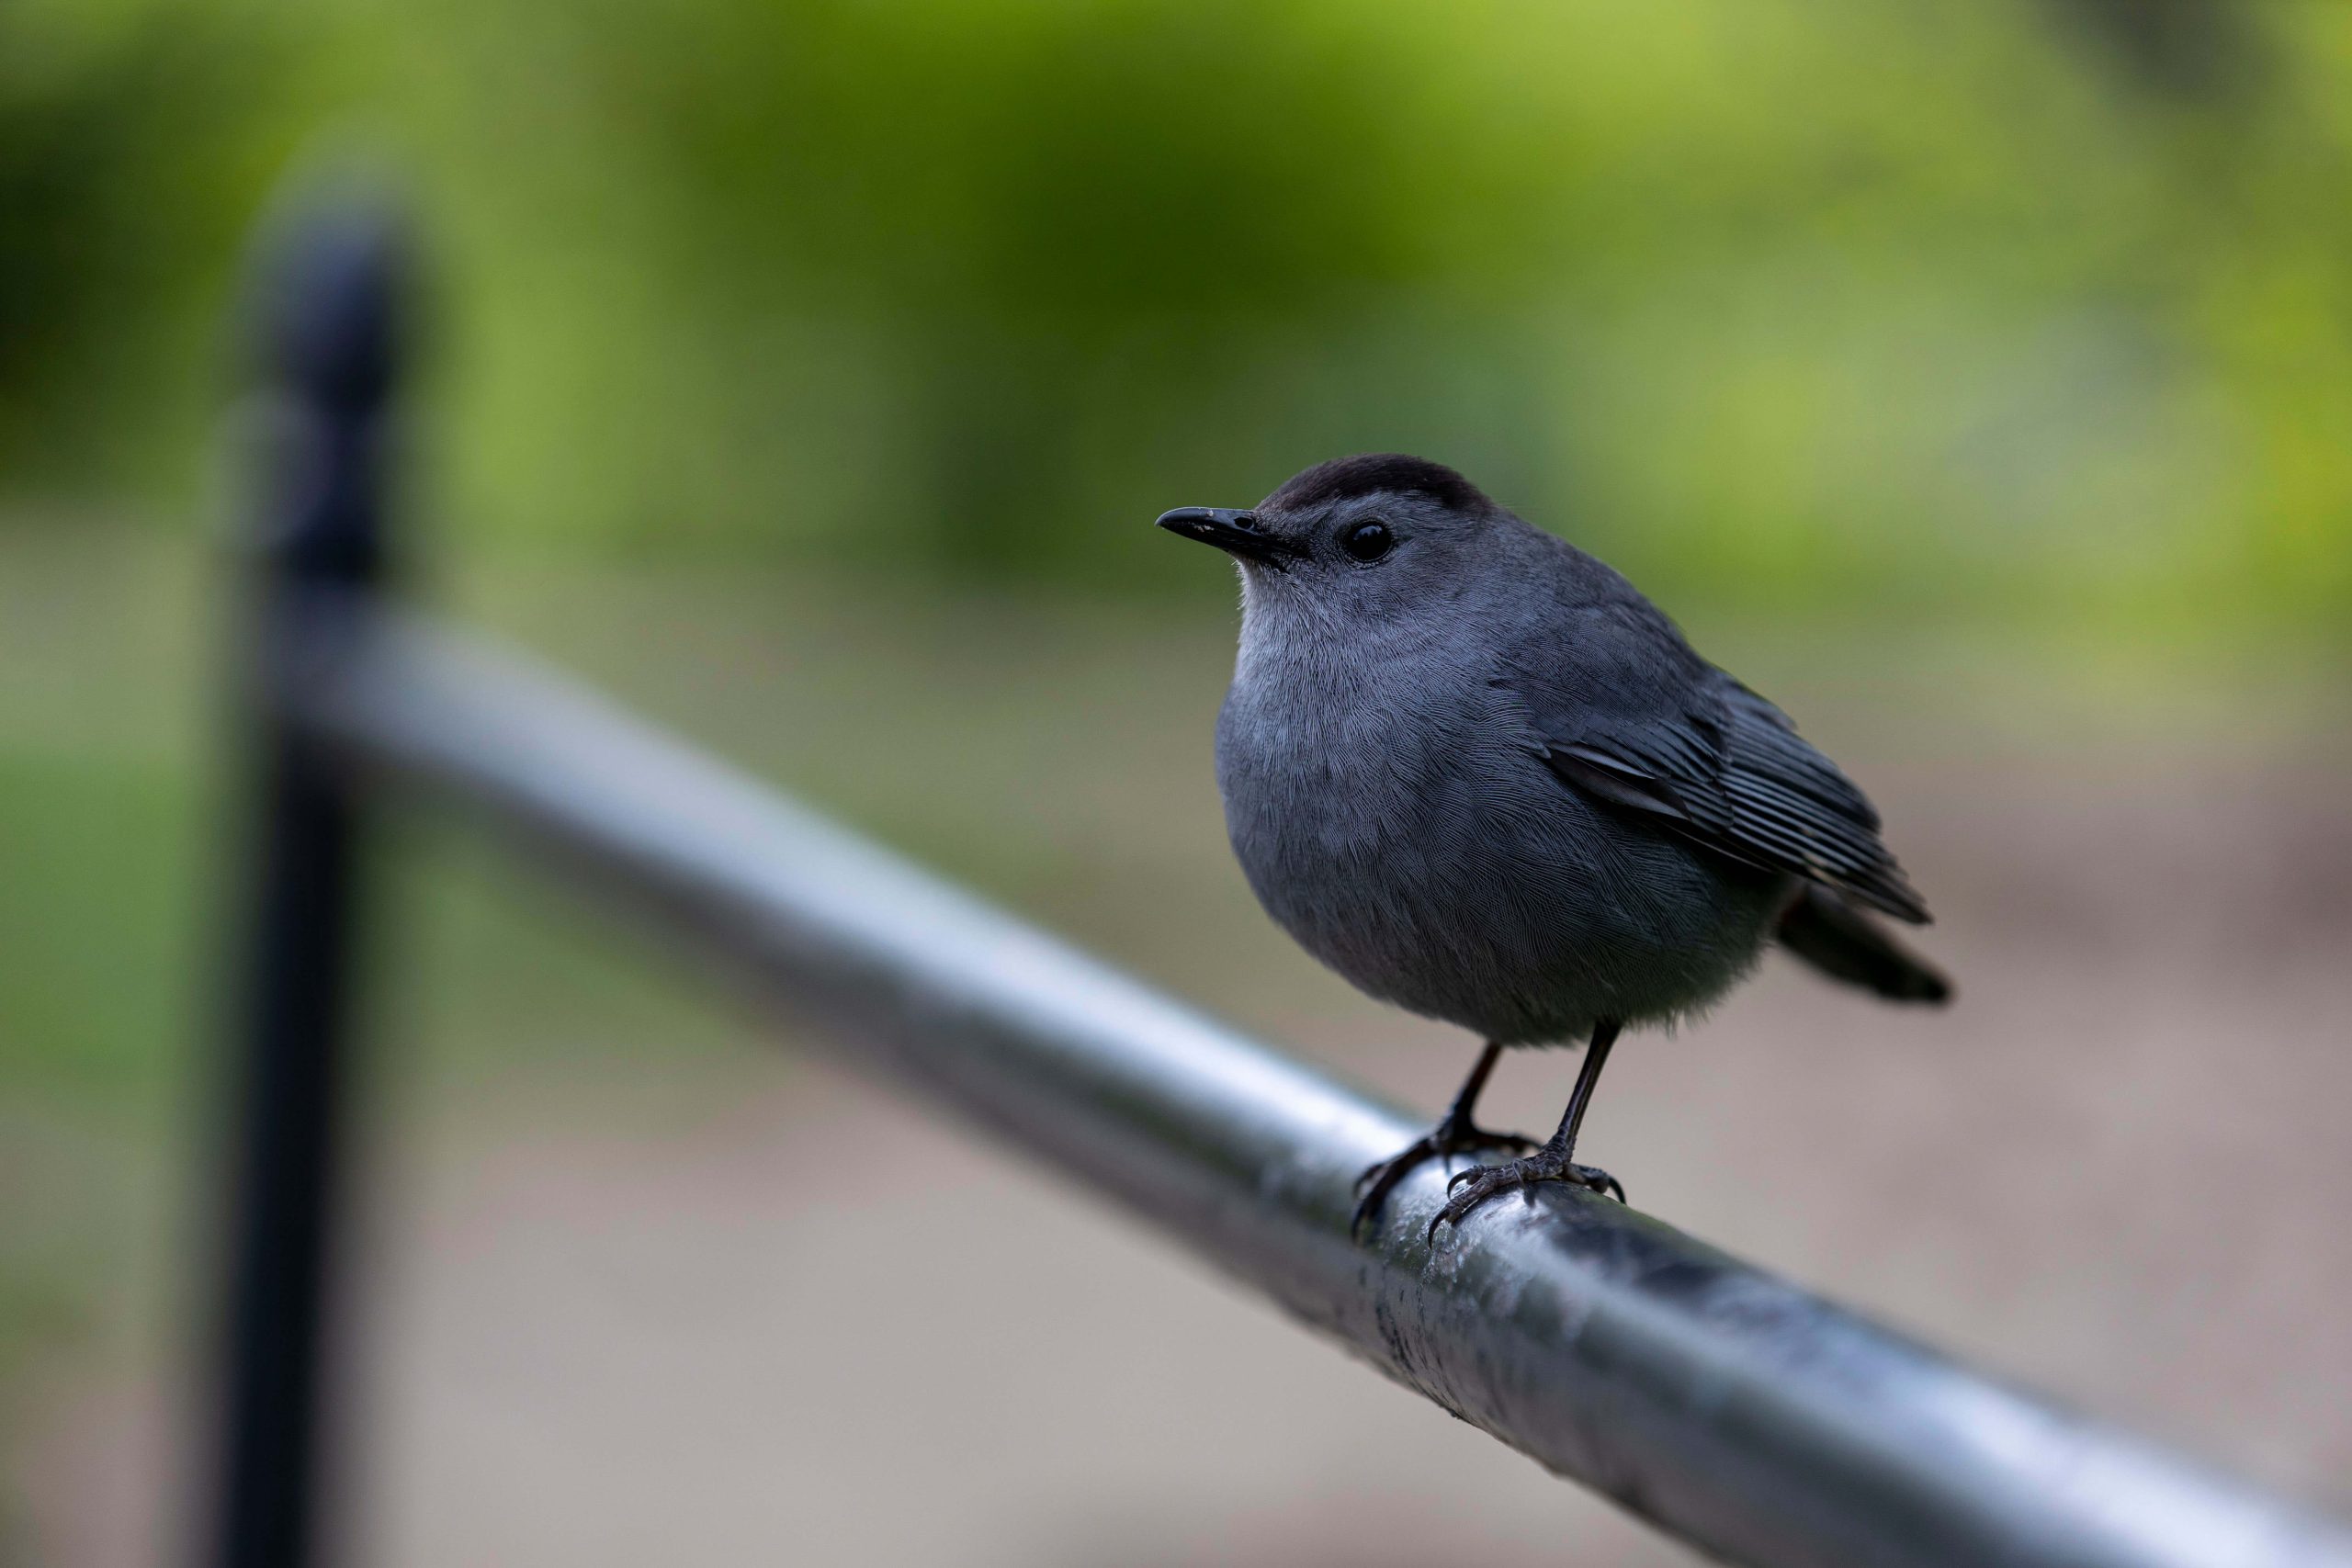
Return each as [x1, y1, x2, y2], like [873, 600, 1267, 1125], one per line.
[1499, 600, 1930, 924]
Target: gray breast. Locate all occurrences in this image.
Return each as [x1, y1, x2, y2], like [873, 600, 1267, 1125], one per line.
[1214, 637, 1785, 1043]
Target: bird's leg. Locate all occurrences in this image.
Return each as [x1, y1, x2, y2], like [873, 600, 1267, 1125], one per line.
[1430, 1021, 1627, 1241]
[1350, 1042, 1537, 1238]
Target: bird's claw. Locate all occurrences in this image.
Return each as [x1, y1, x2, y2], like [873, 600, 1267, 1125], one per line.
[1429, 1153, 1624, 1242]
[1349, 1121, 1539, 1239]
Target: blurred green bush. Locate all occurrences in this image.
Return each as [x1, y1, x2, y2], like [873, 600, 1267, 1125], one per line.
[2, 0, 2348, 629]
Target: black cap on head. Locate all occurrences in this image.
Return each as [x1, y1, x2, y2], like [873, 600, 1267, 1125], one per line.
[1263, 454, 1492, 516]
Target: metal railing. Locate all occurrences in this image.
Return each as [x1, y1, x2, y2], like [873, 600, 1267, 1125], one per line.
[201, 197, 2352, 1568]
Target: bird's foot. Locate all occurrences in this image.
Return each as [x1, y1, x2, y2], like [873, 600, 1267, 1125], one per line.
[1350, 1118, 1538, 1239]
[1427, 1149, 1624, 1242]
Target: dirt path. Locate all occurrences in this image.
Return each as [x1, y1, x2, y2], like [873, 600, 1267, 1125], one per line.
[20, 747, 2352, 1567]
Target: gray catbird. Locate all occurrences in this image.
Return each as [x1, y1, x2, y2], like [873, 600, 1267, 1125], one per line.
[1158, 454, 1948, 1241]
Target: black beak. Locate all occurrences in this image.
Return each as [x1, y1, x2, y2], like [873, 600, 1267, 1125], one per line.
[1155, 506, 1297, 567]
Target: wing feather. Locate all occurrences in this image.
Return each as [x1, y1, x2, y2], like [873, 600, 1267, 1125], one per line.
[1502, 606, 1929, 924]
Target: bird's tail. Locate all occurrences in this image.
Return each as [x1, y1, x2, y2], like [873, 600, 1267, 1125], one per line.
[1775, 883, 1951, 1005]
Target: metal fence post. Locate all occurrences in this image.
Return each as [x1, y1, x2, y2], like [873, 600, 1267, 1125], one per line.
[204, 198, 404, 1568]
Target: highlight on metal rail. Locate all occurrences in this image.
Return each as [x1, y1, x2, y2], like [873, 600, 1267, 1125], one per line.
[201, 189, 2352, 1568]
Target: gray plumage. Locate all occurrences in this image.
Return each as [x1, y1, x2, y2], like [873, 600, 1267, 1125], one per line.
[1159, 453, 1946, 1235]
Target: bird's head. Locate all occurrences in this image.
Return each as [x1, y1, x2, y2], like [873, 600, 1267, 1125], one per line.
[1157, 454, 1509, 628]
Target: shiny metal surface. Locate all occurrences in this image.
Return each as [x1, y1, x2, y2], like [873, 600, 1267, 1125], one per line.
[288, 601, 2352, 1568]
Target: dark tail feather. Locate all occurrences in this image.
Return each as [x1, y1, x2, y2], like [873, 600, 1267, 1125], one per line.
[1776, 884, 1952, 1005]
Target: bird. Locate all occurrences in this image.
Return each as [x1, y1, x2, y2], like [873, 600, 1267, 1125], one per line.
[1157, 454, 1949, 1243]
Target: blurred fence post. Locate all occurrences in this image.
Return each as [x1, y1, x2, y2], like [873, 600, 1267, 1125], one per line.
[204, 197, 404, 1568]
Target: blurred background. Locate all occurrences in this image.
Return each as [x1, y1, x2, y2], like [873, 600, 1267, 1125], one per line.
[4, 0, 2350, 1562]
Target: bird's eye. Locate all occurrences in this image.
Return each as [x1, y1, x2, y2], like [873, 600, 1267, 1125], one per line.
[1340, 520, 1394, 562]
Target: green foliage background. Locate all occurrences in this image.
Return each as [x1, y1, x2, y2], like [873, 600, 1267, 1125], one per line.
[6, 0, 2352, 626]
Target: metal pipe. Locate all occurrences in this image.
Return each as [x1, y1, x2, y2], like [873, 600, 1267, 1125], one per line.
[280, 603, 2352, 1568]
[205, 198, 406, 1568]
